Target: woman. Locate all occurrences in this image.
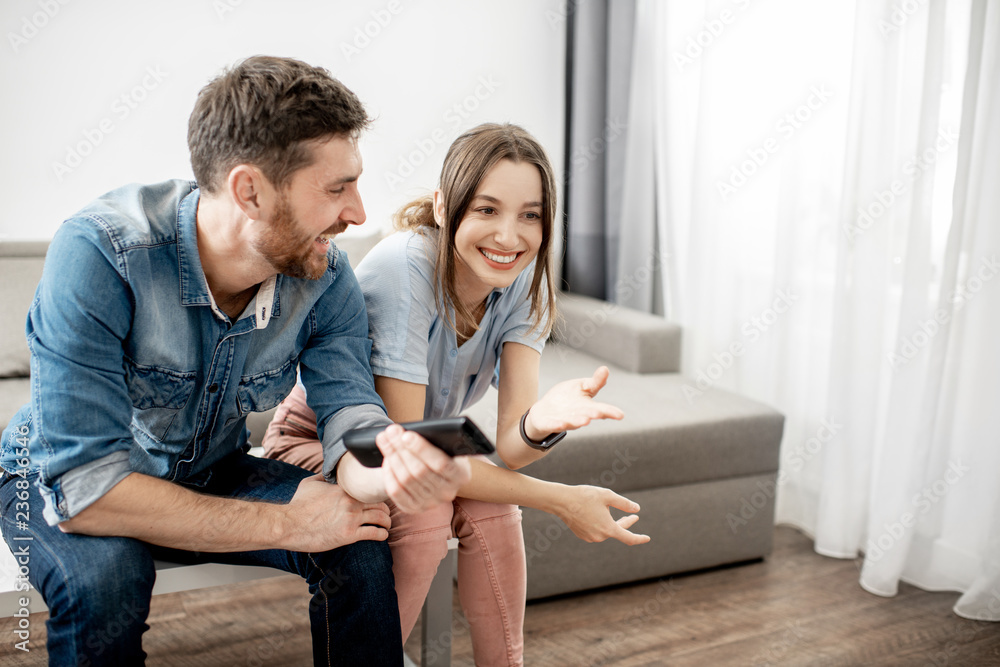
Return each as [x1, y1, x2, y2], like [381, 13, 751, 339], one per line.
[263, 123, 649, 666]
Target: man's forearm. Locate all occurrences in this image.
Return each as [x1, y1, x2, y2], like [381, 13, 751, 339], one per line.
[58, 472, 284, 552]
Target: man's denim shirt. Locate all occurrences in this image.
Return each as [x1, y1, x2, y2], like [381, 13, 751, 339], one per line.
[0, 179, 389, 525]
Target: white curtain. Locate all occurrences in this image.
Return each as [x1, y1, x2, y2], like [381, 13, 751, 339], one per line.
[620, 0, 1000, 620]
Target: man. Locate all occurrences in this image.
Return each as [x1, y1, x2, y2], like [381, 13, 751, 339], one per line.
[0, 56, 470, 666]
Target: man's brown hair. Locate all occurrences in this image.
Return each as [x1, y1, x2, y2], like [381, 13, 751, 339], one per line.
[188, 55, 370, 194]
[394, 123, 557, 339]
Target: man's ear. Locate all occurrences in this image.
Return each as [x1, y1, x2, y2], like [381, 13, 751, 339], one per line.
[227, 165, 269, 221]
[432, 189, 446, 227]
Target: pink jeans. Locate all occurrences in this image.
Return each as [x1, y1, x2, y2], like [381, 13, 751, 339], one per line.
[262, 385, 526, 667]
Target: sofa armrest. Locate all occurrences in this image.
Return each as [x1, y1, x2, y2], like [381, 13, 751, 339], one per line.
[552, 292, 681, 373]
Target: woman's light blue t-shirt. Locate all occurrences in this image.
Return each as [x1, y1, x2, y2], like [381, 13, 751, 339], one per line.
[354, 230, 547, 419]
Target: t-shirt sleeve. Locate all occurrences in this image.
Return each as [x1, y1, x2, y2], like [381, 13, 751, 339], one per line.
[497, 262, 549, 355]
[356, 233, 437, 386]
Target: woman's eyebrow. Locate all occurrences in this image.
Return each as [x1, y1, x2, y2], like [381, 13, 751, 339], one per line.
[472, 194, 501, 203]
[473, 194, 542, 207]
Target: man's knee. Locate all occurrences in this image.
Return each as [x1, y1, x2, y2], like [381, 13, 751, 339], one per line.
[309, 540, 396, 609]
[50, 538, 155, 618]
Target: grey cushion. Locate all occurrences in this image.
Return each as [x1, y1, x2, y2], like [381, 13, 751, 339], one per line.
[0, 377, 29, 433]
[0, 243, 47, 378]
[464, 342, 783, 493]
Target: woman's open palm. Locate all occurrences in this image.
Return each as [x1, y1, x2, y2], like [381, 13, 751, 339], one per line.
[526, 366, 624, 435]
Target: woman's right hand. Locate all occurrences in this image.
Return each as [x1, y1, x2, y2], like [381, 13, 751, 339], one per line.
[552, 484, 651, 546]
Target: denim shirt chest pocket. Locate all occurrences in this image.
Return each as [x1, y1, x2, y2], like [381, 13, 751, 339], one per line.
[123, 358, 198, 441]
[233, 358, 298, 421]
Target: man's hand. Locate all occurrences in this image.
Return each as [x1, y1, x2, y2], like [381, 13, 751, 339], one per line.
[554, 484, 650, 546]
[279, 474, 391, 552]
[376, 424, 471, 514]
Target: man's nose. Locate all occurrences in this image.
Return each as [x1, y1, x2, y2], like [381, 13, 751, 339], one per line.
[343, 186, 366, 226]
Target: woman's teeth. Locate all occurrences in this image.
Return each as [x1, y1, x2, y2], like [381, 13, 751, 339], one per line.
[481, 249, 517, 264]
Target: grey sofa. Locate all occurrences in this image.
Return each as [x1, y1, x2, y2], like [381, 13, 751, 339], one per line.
[0, 241, 47, 427]
[463, 293, 785, 600]
[0, 239, 785, 605]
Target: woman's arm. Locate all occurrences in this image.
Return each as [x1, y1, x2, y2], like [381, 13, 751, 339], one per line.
[494, 342, 624, 470]
[376, 374, 648, 545]
[464, 458, 649, 545]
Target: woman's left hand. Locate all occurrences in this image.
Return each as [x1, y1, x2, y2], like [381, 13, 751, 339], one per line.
[554, 484, 650, 546]
[524, 366, 624, 438]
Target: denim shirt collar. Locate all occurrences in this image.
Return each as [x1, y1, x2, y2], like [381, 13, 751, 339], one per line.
[175, 186, 281, 327]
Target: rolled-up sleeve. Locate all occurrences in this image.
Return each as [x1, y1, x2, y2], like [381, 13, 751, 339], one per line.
[29, 220, 137, 524]
[40, 451, 132, 525]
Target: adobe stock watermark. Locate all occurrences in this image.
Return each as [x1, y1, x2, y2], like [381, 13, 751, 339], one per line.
[555, 249, 666, 359]
[581, 578, 681, 666]
[9, 421, 32, 653]
[245, 617, 295, 667]
[682, 289, 799, 403]
[51, 65, 169, 182]
[544, 0, 577, 31]
[717, 85, 833, 201]
[727, 418, 842, 533]
[864, 459, 969, 563]
[383, 75, 501, 192]
[570, 116, 626, 176]
[419, 602, 472, 666]
[524, 447, 639, 568]
[750, 621, 808, 667]
[921, 609, 1000, 667]
[843, 127, 958, 242]
[8, 0, 72, 54]
[673, 0, 754, 72]
[886, 255, 999, 370]
[338, 0, 403, 62]
[878, 0, 928, 37]
[212, 0, 248, 20]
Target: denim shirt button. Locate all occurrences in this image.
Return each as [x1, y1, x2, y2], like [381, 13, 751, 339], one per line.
[441, 388, 449, 396]
[208, 383, 219, 393]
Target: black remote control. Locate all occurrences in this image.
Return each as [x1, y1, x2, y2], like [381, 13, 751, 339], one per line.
[343, 416, 495, 467]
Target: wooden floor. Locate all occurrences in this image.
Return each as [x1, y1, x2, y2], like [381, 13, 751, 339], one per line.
[1, 526, 997, 665]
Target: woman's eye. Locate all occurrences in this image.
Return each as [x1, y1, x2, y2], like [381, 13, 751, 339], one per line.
[480, 207, 496, 215]
[524, 212, 540, 219]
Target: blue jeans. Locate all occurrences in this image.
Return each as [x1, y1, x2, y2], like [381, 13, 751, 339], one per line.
[0, 452, 402, 666]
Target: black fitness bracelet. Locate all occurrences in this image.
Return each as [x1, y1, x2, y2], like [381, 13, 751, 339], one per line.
[519, 409, 567, 451]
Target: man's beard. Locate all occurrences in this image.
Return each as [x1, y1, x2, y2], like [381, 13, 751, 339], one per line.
[254, 195, 329, 280]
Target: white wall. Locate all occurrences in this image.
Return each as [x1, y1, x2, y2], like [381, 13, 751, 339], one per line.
[0, 0, 566, 241]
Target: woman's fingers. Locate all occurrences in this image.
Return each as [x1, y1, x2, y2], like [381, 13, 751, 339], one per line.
[606, 491, 641, 514]
[550, 402, 625, 432]
[587, 401, 624, 420]
[583, 366, 611, 395]
[613, 516, 651, 545]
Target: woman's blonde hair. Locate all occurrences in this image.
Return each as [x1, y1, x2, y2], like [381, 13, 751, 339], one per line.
[393, 123, 557, 338]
